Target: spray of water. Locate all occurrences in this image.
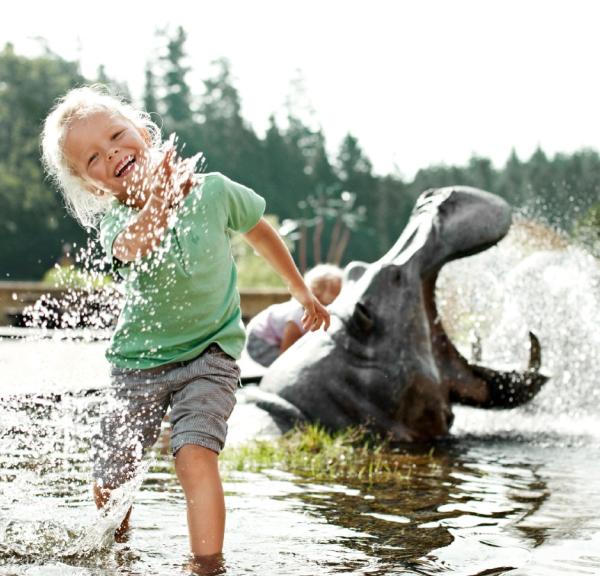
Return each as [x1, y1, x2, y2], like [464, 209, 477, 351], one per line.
[437, 216, 600, 439]
[0, 386, 150, 562]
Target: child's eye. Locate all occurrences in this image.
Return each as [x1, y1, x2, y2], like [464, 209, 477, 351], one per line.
[88, 153, 98, 166]
[112, 129, 126, 140]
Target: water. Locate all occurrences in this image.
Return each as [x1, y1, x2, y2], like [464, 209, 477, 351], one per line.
[1, 221, 599, 575]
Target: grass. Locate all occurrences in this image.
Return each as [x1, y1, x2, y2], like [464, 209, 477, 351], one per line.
[220, 424, 435, 485]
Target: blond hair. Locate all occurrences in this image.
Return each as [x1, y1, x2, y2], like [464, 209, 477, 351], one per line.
[40, 84, 162, 229]
[304, 264, 344, 286]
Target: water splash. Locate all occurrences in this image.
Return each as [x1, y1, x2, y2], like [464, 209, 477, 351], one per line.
[437, 217, 600, 437]
[22, 237, 121, 331]
[0, 387, 149, 562]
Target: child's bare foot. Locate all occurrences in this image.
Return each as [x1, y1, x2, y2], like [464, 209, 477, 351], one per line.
[185, 552, 226, 575]
[114, 512, 131, 543]
[93, 482, 132, 542]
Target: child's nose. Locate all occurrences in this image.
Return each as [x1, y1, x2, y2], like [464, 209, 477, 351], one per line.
[107, 147, 119, 160]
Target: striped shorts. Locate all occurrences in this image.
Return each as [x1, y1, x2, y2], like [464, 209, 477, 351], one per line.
[93, 344, 240, 488]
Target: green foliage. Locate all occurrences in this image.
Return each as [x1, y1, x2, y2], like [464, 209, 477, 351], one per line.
[231, 215, 286, 289]
[0, 43, 89, 280]
[2, 32, 600, 282]
[143, 64, 158, 115]
[41, 264, 113, 290]
[160, 26, 193, 125]
[573, 203, 600, 256]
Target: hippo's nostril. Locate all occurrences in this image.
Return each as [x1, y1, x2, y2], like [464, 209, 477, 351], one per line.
[350, 302, 375, 335]
[445, 408, 454, 430]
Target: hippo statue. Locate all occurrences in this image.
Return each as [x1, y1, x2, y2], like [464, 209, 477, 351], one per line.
[244, 186, 548, 442]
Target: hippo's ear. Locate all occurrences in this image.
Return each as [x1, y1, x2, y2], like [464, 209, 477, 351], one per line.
[349, 301, 375, 336]
[344, 261, 369, 284]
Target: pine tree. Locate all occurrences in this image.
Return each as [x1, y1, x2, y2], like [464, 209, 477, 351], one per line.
[143, 63, 159, 114]
[160, 26, 193, 127]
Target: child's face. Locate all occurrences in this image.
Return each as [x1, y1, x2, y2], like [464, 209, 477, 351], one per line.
[311, 277, 342, 306]
[63, 110, 150, 203]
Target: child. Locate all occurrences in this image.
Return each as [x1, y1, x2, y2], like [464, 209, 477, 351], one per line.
[245, 264, 343, 367]
[40, 85, 330, 561]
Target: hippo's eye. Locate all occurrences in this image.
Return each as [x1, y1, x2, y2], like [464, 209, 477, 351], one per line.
[390, 266, 402, 284]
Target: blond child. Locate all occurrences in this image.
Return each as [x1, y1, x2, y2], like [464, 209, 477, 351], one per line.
[245, 264, 343, 367]
[40, 85, 329, 561]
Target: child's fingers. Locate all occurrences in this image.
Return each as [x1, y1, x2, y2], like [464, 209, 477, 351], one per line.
[322, 308, 331, 331]
[151, 148, 182, 203]
[301, 304, 330, 332]
[301, 311, 311, 330]
[310, 302, 330, 331]
[158, 148, 175, 179]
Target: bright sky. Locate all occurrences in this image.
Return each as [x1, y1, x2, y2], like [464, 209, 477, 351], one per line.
[4, 0, 600, 179]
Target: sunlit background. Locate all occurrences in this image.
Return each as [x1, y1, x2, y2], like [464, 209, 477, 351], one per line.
[4, 0, 600, 177]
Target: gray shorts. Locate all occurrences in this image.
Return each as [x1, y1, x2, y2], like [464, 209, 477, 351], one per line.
[93, 344, 240, 488]
[245, 331, 280, 367]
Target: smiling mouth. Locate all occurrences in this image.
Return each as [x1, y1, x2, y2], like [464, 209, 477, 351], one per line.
[115, 155, 136, 177]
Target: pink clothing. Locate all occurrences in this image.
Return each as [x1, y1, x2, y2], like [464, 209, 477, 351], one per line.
[246, 299, 306, 346]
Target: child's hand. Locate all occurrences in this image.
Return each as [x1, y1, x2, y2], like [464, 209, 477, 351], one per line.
[130, 135, 198, 209]
[290, 284, 331, 332]
[147, 144, 194, 208]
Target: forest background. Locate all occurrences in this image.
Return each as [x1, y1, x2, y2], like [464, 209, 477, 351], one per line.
[1, 28, 599, 286]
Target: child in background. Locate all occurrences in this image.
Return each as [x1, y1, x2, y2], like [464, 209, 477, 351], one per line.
[245, 264, 343, 367]
[40, 85, 329, 564]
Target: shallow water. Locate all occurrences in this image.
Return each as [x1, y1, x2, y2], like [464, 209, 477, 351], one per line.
[1, 336, 599, 576]
[2, 226, 600, 575]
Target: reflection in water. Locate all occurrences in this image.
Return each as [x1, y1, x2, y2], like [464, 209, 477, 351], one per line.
[285, 439, 550, 575]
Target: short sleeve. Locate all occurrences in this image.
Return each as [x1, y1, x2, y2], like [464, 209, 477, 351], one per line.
[99, 204, 134, 272]
[219, 173, 266, 233]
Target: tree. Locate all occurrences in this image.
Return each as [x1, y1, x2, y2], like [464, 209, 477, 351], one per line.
[335, 133, 377, 261]
[195, 58, 266, 188]
[498, 148, 526, 208]
[143, 63, 159, 114]
[160, 26, 193, 127]
[0, 43, 88, 280]
[263, 115, 303, 217]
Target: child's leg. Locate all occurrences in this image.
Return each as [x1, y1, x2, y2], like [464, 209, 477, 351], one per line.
[168, 345, 240, 557]
[93, 366, 171, 538]
[174, 445, 224, 556]
[93, 482, 132, 538]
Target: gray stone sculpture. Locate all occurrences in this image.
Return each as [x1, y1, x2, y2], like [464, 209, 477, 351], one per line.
[247, 187, 547, 441]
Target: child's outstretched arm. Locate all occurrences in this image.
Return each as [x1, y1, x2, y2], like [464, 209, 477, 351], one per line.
[243, 218, 330, 332]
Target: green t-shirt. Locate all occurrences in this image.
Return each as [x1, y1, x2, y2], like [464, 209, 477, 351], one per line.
[99, 172, 266, 369]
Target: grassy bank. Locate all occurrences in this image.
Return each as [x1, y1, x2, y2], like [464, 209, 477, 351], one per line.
[220, 424, 437, 485]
